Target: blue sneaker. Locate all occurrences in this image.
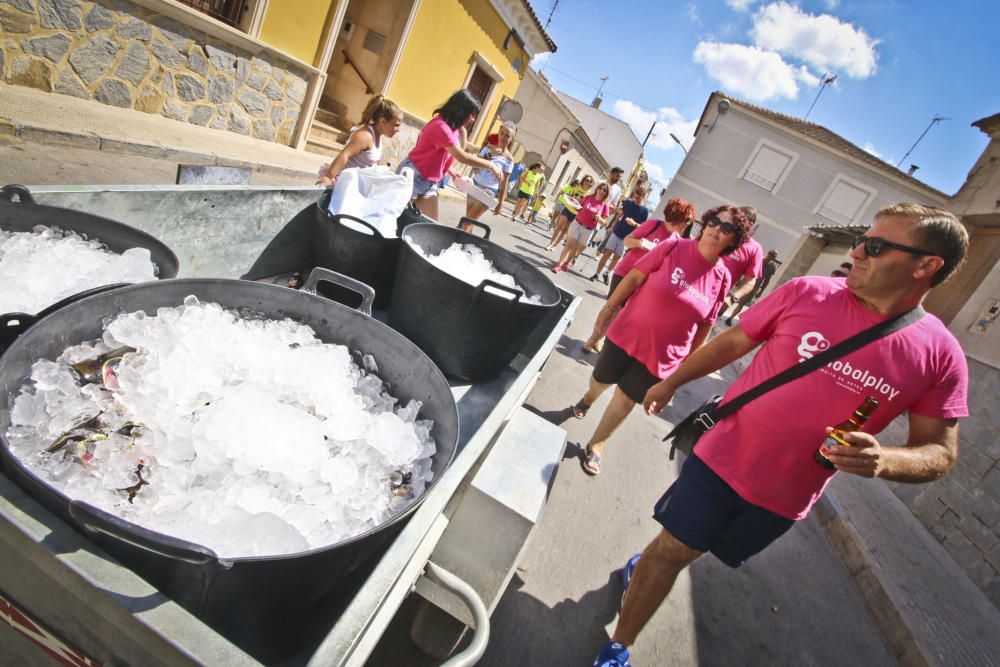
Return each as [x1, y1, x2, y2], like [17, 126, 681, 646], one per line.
[621, 553, 641, 592]
[593, 640, 631, 667]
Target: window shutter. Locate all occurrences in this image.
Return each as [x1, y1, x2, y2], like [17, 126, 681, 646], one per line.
[818, 180, 870, 225]
[743, 146, 791, 191]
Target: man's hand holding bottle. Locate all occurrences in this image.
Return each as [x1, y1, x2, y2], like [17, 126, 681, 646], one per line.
[819, 429, 885, 478]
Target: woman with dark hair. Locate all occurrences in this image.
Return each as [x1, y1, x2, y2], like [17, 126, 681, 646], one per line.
[574, 204, 750, 475]
[397, 89, 501, 221]
[582, 197, 696, 354]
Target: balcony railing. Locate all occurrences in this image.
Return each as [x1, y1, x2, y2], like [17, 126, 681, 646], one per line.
[176, 0, 249, 28]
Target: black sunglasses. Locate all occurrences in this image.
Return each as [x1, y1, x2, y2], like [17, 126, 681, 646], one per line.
[852, 235, 933, 258]
[705, 215, 738, 235]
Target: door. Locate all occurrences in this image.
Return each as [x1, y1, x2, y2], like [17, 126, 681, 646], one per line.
[467, 65, 494, 107]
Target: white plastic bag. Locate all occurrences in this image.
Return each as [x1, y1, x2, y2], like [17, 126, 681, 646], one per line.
[325, 166, 413, 238]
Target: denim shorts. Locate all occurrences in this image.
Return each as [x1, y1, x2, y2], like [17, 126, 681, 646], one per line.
[559, 207, 576, 222]
[397, 157, 438, 199]
[653, 454, 795, 568]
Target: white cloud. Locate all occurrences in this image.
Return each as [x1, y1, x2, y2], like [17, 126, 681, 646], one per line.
[795, 65, 820, 87]
[693, 41, 800, 101]
[609, 99, 698, 153]
[530, 52, 551, 69]
[824, 0, 840, 8]
[725, 0, 757, 11]
[686, 4, 702, 26]
[750, 2, 879, 78]
[643, 162, 669, 189]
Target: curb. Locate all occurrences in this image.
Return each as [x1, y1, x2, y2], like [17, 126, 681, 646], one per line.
[814, 475, 1000, 666]
[0, 122, 319, 181]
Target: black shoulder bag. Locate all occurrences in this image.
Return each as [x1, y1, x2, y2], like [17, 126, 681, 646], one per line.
[663, 306, 926, 460]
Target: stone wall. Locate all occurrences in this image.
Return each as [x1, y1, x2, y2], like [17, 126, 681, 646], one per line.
[887, 357, 1000, 608]
[0, 0, 309, 144]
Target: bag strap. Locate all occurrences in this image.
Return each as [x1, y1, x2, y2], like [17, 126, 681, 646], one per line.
[712, 305, 926, 422]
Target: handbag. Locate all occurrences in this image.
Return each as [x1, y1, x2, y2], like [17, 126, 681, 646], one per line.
[662, 305, 926, 460]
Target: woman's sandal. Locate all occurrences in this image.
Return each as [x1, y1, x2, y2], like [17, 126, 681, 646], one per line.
[573, 398, 591, 419]
[581, 445, 601, 476]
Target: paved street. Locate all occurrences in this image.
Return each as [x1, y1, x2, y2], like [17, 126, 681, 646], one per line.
[0, 143, 895, 664]
[426, 198, 893, 666]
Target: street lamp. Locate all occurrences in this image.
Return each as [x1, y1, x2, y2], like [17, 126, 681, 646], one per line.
[669, 133, 688, 155]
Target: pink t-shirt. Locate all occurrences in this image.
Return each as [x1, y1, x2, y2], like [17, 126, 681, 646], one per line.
[574, 195, 610, 230]
[407, 115, 460, 182]
[696, 276, 969, 521]
[721, 236, 764, 283]
[613, 219, 676, 278]
[607, 238, 731, 378]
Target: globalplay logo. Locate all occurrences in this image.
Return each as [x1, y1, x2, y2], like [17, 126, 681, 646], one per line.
[669, 267, 710, 304]
[797, 331, 901, 401]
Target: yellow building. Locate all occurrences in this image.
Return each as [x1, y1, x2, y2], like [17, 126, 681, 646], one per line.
[0, 0, 554, 154]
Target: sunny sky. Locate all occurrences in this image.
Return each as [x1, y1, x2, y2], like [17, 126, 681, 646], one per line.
[529, 0, 998, 198]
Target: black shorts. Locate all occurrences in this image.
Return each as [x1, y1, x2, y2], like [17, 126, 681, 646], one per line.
[560, 207, 576, 222]
[517, 191, 533, 200]
[592, 338, 660, 404]
[653, 454, 795, 568]
[607, 273, 624, 300]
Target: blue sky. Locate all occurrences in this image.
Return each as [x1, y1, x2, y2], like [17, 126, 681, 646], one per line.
[529, 0, 998, 197]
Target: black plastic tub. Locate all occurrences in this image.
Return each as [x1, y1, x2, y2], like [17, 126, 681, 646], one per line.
[388, 220, 562, 382]
[314, 194, 436, 309]
[0, 278, 459, 662]
[0, 184, 180, 350]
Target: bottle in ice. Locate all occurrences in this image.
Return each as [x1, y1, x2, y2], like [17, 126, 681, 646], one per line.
[814, 396, 879, 470]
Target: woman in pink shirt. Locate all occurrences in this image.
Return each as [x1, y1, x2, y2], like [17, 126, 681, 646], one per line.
[575, 205, 751, 475]
[582, 197, 696, 354]
[397, 89, 501, 221]
[552, 183, 610, 273]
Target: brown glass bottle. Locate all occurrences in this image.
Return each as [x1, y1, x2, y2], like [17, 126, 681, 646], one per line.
[814, 396, 879, 470]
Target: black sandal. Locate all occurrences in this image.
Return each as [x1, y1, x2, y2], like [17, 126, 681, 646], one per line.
[581, 445, 602, 476]
[573, 398, 591, 419]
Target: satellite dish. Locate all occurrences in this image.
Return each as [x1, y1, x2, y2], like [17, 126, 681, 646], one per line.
[498, 99, 523, 124]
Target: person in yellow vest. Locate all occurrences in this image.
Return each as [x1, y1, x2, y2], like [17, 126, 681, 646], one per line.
[512, 163, 545, 221]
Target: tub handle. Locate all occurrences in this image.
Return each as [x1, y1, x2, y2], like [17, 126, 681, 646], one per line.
[69, 500, 226, 567]
[457, 218, 491, 240]
[0, 283, 128, 350]
[332, 213, 384, 238]
[1, 184, 36, 204]
[302, 267, 376, 316]
[424, 561, 490, 667]
[476, 279, 523, 303]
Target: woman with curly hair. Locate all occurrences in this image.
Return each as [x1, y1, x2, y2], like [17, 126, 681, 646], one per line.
[574, 204, 751, 476]
[582, 197, 696, 354]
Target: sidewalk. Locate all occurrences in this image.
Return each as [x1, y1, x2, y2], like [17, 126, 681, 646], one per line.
[0, 82, 327, 180]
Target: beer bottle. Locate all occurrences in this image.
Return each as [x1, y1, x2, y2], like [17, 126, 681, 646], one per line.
[814, 396, 879, 470]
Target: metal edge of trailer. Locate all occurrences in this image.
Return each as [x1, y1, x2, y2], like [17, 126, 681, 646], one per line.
[307, 291, 580, 667]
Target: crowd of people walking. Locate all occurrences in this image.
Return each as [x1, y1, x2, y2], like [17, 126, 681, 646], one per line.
[316, 89, 972, 667]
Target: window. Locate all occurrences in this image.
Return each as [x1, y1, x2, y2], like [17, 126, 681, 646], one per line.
[741, 142, 794, 192]
[816, 177, 874, 225]
[362, 29, 386, 55]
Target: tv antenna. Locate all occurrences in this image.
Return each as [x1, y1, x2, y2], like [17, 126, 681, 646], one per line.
[804, 73, 837, 120]
[897, 114, 949, 168]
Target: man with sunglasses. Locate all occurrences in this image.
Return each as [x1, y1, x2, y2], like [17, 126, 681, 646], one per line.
[594, 204, 970, 667]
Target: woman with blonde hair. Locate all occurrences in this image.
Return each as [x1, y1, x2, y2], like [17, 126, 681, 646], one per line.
[316, 95, 404, 186]
[461, 120, 516, 231]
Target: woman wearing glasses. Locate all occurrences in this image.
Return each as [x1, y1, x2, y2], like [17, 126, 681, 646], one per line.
[574, 205, 750, 475]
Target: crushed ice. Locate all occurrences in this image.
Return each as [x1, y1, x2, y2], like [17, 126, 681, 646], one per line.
[5, 297, 436, 558]
[0, 225, 158, 314]
[411, 241, 542, 304]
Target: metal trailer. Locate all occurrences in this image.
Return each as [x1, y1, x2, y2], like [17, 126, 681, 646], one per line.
[0, 185, 579, 666]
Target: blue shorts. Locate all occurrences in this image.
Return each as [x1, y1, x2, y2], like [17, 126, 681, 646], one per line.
[397, 157, 439, 199]
[653, 455, 795, 568]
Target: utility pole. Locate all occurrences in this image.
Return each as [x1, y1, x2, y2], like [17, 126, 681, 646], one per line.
[897, 114, 948, 168]
[642, 122, 656, 147]
[804, 73, 837, 120]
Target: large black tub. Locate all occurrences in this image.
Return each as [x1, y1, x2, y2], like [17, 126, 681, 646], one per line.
[0, 278, 459, 662]
[0, 184, 180, 350]
[314, 193, 433, 309]
[389, 221, 562, 382]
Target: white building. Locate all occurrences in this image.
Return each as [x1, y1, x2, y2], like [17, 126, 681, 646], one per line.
[664, 91, 949, 262]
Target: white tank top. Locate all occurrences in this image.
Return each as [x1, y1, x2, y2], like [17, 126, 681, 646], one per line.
[345, 125, 381, 169]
